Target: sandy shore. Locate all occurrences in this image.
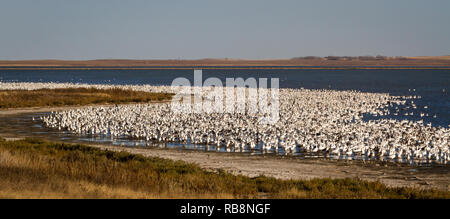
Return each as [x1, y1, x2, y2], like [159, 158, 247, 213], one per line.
[1, 106, 449, 191]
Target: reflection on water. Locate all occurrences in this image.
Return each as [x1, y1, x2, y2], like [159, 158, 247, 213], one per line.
[0, 112, 446, 166]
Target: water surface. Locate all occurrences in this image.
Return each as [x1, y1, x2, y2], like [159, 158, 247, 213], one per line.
[1, 68, 449, 126]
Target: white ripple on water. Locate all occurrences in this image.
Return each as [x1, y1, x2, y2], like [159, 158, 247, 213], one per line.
[1, 82, 448, 164]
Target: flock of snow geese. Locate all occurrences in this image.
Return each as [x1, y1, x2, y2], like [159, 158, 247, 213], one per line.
[1, 82, 449, 164]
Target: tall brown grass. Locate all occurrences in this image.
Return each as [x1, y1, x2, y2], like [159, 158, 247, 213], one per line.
[0, 138, 448, 199]
[0, 88, 173, 108]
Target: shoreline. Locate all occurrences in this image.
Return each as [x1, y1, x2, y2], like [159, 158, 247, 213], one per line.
[1, 133, 448, 191]
[1, 67, 450, 70]
[88, 143, 450, 191]
[0, 106, 448, 191]
[1, 57, 450, 69]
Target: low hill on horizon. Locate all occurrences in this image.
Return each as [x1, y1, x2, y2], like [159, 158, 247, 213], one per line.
[1, 56, 450, 67]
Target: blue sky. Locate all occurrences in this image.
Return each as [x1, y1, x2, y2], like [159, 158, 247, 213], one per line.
[0, 0, 449, 59]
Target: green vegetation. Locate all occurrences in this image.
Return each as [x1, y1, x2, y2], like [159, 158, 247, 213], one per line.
[0, 88, 173, 108]
[0, 138, 448, 199]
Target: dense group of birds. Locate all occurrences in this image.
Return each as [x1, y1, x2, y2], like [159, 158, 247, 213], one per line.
[1, 82, 448, 164]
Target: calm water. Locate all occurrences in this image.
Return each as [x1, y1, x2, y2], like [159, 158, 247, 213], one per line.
[1, 68, 449, 127]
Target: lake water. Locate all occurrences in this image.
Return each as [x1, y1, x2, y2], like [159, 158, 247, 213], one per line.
[1, 67, 449, 165]
[1, 68, 449, 127]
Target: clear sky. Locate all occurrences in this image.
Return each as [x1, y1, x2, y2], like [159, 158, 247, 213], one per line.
[0, 0, 449, 60]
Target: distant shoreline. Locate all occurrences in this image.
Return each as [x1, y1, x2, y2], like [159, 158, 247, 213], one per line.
[1, 56, 450, 69]
[1, 66, 450, 70]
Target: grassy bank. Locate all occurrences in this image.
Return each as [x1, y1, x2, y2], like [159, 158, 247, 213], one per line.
[0, 88, 173, 108]
[0, 138, 448, 199]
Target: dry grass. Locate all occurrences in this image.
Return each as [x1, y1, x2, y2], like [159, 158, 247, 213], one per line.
[0, 138, 448, 199]
[0, 88, 173, 108]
